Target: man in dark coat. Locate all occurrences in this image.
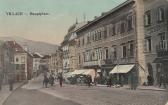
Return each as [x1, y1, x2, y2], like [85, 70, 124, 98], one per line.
[43, 75, 49, 88]
[8, 75, 14, 91]
[58, 73, 63, 87]
[87, 75, 92, 87]
[49, 74, 54, 86]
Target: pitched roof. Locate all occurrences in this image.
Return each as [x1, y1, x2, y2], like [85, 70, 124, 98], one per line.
[33, 52, 43, 58]
[75, 0, 134, 34]
[6, 41, 26, 53]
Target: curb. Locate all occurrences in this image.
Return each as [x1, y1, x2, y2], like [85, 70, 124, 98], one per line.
[96, 85, 168, 92]
[137, 88, 168, 92]
[2, 81, 27, 105]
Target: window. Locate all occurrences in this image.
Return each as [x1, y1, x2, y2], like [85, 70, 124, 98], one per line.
[83, 52, 86, 62]
[21, 64, 25, 70]
[144, 11, 151, 26]
[117, 23, 121, 34]
[158, 7, 164, 22]
[78, 39, 80, 47]
[78, 54, 81, 64]
[105, 48, 109, 59]
[112, 47, 117, 60]
[21, 57, 25, 63]
[15, 64, 19, 70]
[87, 35, 90, 44]
[159, 33, 166, 50]
[112, 24, 116, 35]
[127, 15, 133, 31]
[84, 51, 90, 62]
[95, 49, 98, 60]
[82, 37, 85, 45]
[121, 22, 125, 34]
[145, 37, 152, 52]
[129, 43, 134, 57]
[98, 30, 102, 40]
[92, 32, 95, 41]
[122, 45, 127, 58]
[98, 49, 102, 60]
[16, 58, 19, 62]
[104, 27, 107, 38]
[92, 51, 95, 60]
[114, 48, 117, 60]
[95, 31, 98, 41]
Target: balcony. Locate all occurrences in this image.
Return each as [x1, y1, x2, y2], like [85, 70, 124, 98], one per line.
[156, 41, 168, 57]
[83, 59, 113, 67]
[83, 61, 99, 67]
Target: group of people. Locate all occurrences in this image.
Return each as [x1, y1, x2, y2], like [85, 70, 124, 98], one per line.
[43, 72, 63, 88]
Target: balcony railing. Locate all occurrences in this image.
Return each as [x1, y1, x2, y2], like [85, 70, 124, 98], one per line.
[83, 61, 99, 67]
[156, 41, 168, 57]
[83, 59, 113, 67]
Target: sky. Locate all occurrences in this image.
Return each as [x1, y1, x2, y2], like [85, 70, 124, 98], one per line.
[0, 0, 126, 45]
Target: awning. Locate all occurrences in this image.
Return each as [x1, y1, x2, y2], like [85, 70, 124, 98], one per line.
[83, 69, 94, 75]
[109, 64, 134, 74]
[71, 70, 86, 75]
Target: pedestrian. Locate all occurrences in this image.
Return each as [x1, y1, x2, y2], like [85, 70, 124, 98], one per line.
[0, 74, 2, 91]
[130, 71, 137, 90]
[43, 75, 49, 88]
[94, 76, 97, 86]
[159, 74, 166, 88]
[87, 75, 92, 87]
[147, 75, 154, 86]
[58, 73, 63, 87]
[8, 75, 14, 91]
[147, 75, 151, 86]
[106, 76, 112, 87]
[49, 74, 54, 86]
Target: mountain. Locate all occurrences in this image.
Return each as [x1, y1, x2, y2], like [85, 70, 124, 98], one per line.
[0, 36, 59, 55]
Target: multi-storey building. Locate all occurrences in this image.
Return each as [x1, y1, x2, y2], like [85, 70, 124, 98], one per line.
[2, 41, 15, 83]
[49, 47, 63, 74]
[75, 0, 146, 84]
[144, 0, 168, 85]
[40, 55, 51, 73]
[0, 41, 4, 83]
[61, 22, 87, 73]
[32, 52, 43, 77]
[6, 41, 33, 81]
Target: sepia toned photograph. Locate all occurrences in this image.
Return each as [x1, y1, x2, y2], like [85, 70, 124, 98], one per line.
[0, 0, 168, 105]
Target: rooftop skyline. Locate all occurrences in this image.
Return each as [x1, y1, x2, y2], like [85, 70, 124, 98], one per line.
[0, 0, 126, 45]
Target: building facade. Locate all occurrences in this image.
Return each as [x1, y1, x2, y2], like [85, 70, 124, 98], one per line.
[40, 55, 51, 73]
[61, 22, 87, 73]
[144, 0, 168, 85]
[0, 41, 4, 84]
[75, 0, 147, 84]
[32, 52, 42, 77]
[6, 41, 33, 81]
[2, 41, 15, 83]
[49, 47, 63, 74]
